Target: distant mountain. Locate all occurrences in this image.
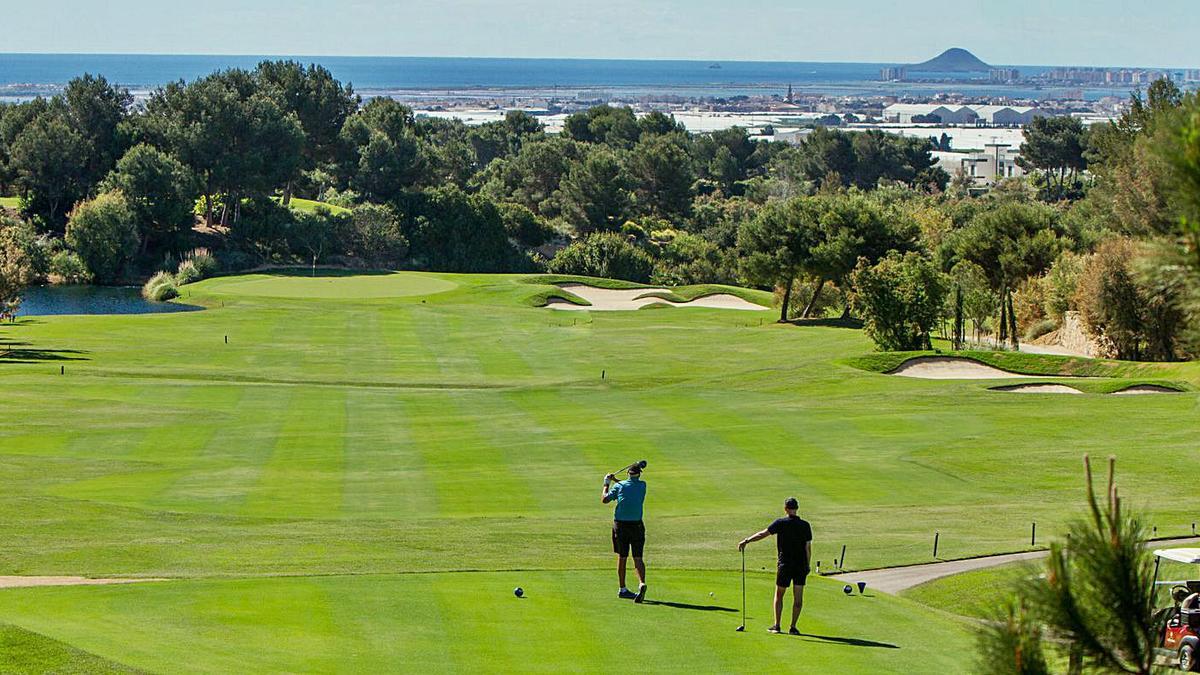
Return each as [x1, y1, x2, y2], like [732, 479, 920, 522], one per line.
[910, 48, 992, 72]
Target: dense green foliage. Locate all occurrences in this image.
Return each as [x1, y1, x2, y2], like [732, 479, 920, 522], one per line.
[3, 64, 1200, 360]
[545, 231, 654, 282]
[852, 252, 948, 350]
[64, 191, 139, 283]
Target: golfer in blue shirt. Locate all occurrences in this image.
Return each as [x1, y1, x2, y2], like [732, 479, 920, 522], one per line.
[602, 465, 648, 602]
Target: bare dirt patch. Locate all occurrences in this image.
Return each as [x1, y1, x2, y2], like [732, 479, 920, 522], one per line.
[0, 576, 167, 589]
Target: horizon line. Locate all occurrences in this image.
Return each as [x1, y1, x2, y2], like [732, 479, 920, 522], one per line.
[0, 51, 1194, 73]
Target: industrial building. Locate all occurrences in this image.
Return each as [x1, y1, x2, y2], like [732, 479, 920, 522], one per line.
[883, 103, 1045, 126]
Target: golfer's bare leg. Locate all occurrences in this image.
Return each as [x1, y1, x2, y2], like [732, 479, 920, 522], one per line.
[772, 585, 786, 628]
[790, 584, 805, 629]
[633, 557, 646, 585]
[617, 555, 628, 588]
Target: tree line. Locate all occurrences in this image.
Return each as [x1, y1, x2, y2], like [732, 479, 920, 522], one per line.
[1, 64, 1198, 362]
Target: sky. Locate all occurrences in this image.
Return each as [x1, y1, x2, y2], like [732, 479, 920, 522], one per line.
[3, 0, 1196, 68]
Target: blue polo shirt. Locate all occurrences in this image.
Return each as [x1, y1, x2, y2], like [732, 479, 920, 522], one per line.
[607, 476, 646, 521]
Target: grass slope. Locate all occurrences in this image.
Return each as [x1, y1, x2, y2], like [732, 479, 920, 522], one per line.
[0, 622, 141, 674]
[281, 197, 351, 216]
[1, 271, 1197, 670]
[901, 563, 1034, 620]
[0, 196, 19, 210]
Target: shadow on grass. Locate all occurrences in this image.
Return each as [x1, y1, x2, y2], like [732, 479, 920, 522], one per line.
[642, 599, 737, 613]
[795, 632, 899, 649]
[782, 317, 864, 330]
[0, 340, 89, 363]
[258, 267, 394, 279]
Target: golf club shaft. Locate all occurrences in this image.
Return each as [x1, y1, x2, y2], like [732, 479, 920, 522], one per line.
[607, 460, 641, 477]
[741, 548, 746, 627]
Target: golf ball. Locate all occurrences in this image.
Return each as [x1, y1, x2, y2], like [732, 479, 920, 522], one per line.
[843, 584, 853, 595]
[709, 592, 714, 597]
[514, 587, 524, 598]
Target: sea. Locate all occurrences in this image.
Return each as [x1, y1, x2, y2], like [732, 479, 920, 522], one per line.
[0, 53, 1143, 103]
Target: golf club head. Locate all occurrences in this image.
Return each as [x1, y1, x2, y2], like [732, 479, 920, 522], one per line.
[735, 625, 745, 632]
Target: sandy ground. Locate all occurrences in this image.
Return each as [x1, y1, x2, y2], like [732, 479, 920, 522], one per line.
[0, 576, 167, 589]
[992, 384, 1084, 394]
[1112, 385, 1182, 395]
[888, 356, 1027, 380]
[545, 284, 765, 312]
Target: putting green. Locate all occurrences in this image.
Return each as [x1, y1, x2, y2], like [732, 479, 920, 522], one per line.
[205, 271, 459, 299]
[0, 572, 973, 673]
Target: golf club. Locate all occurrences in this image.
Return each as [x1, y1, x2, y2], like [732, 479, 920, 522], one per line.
[735, 547, 746, 632]
[607, 459, 647, 478]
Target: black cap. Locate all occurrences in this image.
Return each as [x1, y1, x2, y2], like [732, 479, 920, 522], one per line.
[784, 497, 798, 510]
[628, 463, 642, 475]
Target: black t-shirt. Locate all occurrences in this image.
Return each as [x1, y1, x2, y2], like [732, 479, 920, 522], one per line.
[768, 516, 812, 566]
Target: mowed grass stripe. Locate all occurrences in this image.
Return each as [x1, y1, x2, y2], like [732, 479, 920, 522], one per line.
[340, 389, 436, 517]
[410, 306, 485, 380]
[151, 387, 295, 515]
[52, 386, 246, 508]
[361, 302, 441, 382]
[405, 391, 534, 517]
[242, 387, 348, 519]
[549, 387, 730, 512]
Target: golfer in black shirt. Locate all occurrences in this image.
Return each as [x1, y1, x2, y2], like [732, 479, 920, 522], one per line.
[738, 497, 812, 635]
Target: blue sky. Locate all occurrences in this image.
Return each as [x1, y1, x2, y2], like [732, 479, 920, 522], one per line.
[4, 0, 1195, 67]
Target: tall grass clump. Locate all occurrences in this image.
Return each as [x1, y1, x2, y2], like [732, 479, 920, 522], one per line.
[185, 248, 219, 279]
[142, 271, 179, 301]
[175, 260, 201, 285]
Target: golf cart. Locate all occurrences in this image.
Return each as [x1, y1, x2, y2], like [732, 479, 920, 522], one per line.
[1153, 548, 1200, 671]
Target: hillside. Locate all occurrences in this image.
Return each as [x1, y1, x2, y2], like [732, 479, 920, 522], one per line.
[911, 47, 992, 72]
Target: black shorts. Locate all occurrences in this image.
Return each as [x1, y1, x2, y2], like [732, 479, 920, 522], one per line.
[612, 520, 645, 558]
[776, 562, 809, 588]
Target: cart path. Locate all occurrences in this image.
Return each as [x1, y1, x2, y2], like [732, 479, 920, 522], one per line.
[830, 536, 1200, 595]
[0, 576, 168, 589]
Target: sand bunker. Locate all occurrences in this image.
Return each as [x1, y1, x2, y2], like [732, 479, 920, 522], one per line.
[991, 384, 1084, 394]
[888, 357, 1027, 380]
[0, 576, 166, 589]
[1111, 385, 1182, 395]
[545, 284, 765, 312]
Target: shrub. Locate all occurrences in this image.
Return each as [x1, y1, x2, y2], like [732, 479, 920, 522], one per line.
[185, 248, 219, 278]
[1075, 237, 1184, 361]
[49, 250, 92, 284]
[175, 259, 201, 285]
[65, 192, 140, 283]
[1012, 277, 1047, 332]
[498, 203, 554, 248]
[851, 251, 949, 351]
[546, 232, 654, 283]
[142, 271, 178, 301]
[1025, 318, 1059, 342]
[349, 204, 408, 267]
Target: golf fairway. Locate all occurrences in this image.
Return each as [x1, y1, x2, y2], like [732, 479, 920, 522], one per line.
[1, 271, 1197, 672]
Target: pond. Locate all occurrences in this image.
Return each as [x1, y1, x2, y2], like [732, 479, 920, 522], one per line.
[15, 285, 203, 316]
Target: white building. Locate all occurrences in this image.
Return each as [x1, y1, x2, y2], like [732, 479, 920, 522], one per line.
[883, 104, 978, 125]
[884, 103, 1048, 126]
[971, 105, 1042, 126]
[933, 143, 1026, 185]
